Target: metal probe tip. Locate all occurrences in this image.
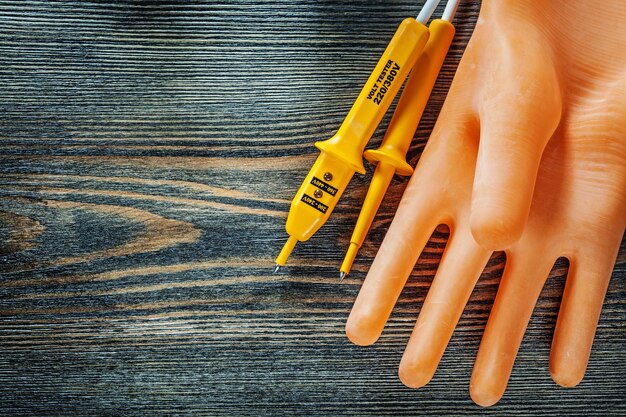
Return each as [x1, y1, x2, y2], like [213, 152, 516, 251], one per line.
[339, 271, 346, 282]
[273, 264, 281, 274]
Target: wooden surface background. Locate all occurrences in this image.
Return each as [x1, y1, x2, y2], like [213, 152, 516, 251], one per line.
[0, 1, 624, 415]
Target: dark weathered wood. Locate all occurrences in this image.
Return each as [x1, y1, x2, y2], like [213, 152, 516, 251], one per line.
[0, 1, 624, 415]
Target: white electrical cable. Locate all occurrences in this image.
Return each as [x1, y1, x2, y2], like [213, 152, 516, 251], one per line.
[416, 0, 442, 24]
[442, 0, 460, 22]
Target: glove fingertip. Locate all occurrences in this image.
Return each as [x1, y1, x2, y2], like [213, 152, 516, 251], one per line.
[398, 358, 434, 389]
[469, 206, 525, 251]
[345, 315, 380, 346]
[469, 377, 505, 408]
[549, 354, 586, 388]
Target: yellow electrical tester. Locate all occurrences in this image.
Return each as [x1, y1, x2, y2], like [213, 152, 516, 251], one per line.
[340, 18, 457, 279]
[274, 17, 430, 269]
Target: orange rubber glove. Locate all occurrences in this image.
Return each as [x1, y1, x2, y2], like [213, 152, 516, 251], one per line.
[346, 0, 626, 406]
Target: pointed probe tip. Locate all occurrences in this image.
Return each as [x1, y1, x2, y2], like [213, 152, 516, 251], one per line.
[339, 271, 346, 282]
[273, 264, 281, 274]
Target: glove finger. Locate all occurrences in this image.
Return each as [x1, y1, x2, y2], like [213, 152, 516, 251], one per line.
[345, 181, 440, 347]
[398, 223, 491, 388]
[550, 232, 625, 387]
[346, 105, 478, 347]
[470, 27, 562, 251]
[470, 247, 556, 407]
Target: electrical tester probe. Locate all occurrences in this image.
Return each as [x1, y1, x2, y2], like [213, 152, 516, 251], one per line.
[340, 1, 459, 279]
[274, 0, 458, 273]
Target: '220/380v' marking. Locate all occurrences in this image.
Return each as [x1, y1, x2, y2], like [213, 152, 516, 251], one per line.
[366, 60, 401, 105]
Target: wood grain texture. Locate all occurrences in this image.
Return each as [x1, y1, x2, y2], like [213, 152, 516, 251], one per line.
[0, 1, 624, 415]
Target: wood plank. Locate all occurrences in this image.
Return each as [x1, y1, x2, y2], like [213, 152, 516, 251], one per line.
[0, 1, 624, 415]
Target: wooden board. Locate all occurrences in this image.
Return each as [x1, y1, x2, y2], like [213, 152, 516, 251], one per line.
[0, 1, 624, 415]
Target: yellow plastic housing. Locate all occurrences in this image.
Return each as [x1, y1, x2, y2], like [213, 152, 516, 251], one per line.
[316, 18, 430, 175]
[285, 152, 354, 242]
[364, 19, 456, 175]
[341, 19, 456, 276]
[276, 18, 430, 266]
